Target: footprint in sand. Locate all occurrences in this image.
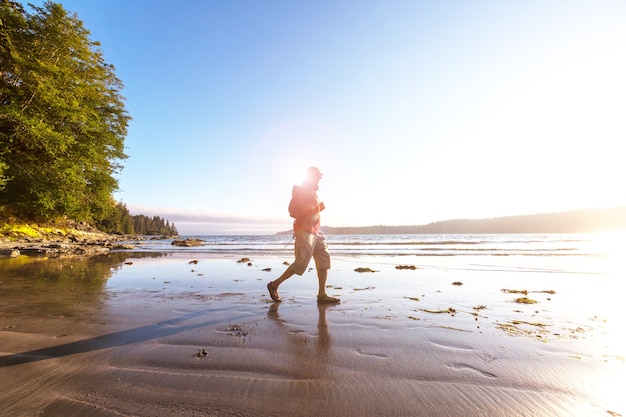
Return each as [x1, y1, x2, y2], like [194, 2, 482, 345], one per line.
[429, 340, 475, 351]
[354, 348, 389, 359]
[445, 363, 497, 379]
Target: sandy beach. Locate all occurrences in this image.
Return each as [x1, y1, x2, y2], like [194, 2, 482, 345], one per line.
[0, 250, 623, 416]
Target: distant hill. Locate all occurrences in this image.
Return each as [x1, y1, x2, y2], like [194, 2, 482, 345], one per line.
[279, 206, 626, 235]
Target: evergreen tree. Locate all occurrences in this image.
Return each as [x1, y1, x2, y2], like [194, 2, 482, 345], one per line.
[120, 209, 133, 234]
[96, 202, 132, 234]
[96, 205, 178, 236]
[130, 213, 178, 236]
[0, 1, 130, 221]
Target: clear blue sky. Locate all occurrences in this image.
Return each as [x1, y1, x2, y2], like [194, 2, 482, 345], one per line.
[21, 1, 626, 234]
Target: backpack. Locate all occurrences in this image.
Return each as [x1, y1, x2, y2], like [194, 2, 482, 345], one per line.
[288, 185, 302, 218]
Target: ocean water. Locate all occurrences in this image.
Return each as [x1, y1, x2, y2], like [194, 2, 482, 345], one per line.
[115, 232, 626, 282]
[126, 232, 624, 260]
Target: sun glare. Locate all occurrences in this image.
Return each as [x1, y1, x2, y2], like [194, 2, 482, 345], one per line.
[587, 232, 626, 275]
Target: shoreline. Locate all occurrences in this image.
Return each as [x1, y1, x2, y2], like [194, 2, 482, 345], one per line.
[0, 231, 174, 258]
[1, 249, 623, 416]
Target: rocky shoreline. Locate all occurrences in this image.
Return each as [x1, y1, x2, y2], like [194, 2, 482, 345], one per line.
[0, 221, 165, 258]
[0, 233, 135, 258]
[0, 240, 135, 258]
[0, 232, 188, 258]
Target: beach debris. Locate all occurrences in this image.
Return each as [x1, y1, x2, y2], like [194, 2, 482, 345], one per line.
[282, 261, 290, 265]
[404, 296, 420, 302]
[189, 259, 198, 264]
[496, 320, 550, 339]
[514, 297, 538, 304]
[226, 324, 248, 337]
[171, 238, 203, 247]
[496, 323, 533, 336]
[589, 315, 607, 323]
[421, 307, 457, 316]
[501, 289, 556, 295]
[435, 325, 471, 333]
[473, 305, 487, 311]
[262, 267, 271, 272]
[511, 320, 547, 327]
[194, 348, 208, 358]
[354, 267, 378, 273]
[566, 326, 587, 336]
[395, 265, 417, 270]
[352, 286, 376, 291]
[503, 289, 529, 294]
[124, 261, 133, 265]
[452, 281, 463, 286]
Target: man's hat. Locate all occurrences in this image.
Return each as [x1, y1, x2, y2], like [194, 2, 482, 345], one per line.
[306, 166, 322, 177]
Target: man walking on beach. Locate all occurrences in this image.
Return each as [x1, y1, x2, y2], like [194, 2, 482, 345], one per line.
[267, 167, 340, 304]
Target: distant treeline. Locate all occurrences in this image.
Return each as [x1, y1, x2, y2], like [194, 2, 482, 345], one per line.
[97, 203, 178, 236]
[279, 207, 626, 235]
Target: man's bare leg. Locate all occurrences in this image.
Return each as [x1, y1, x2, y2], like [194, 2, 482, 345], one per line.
[316, 268, 340, 304]
[267, 266, 296, 302]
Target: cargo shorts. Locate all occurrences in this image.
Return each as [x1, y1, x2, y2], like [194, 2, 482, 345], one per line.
[290, 230, 331, 275]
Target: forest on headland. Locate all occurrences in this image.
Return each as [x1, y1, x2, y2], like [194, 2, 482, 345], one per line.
[313, 206, 626, 235]
[94, 203, 177, 236]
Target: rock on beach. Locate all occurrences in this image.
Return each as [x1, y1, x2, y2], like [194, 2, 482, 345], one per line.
[171, 238, 204, 247]
[0, 248, 20, 257]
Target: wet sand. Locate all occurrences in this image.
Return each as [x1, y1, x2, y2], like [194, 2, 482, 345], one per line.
[0, 252, 624, 416]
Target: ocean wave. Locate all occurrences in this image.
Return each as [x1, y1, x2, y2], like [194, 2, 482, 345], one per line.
[119, 233, 609, 259]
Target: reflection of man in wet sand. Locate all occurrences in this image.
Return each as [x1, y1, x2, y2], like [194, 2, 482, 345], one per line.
[267, 303, 332, 364]
[267, 167, 340, 304]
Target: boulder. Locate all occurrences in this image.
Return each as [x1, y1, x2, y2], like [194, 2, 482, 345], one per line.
[112, 244, 136, 250]
[171, 238, 203, 247]
[0, 248, 20, 258]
